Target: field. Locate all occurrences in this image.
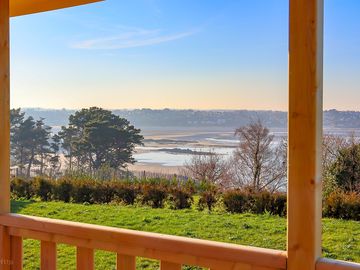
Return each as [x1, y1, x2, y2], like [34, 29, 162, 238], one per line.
[11, 200, 360, 269]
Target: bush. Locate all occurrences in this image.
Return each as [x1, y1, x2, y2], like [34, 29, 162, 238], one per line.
[71, 179, 95, 204]
[169, 186, 194, 209]
[223, 190, 249, 213]
[32, 178, 53, 201]
[324, 190, 360, 220]
[141, 184, 168, 208]
[114, 182, 139, 205]
[269, 193, 287, 216]
[93, 181, 116, 204]
[54, 179, 73, 202]
[198, 183, 218, 211]
[223, 190, 287, 216]
[10, 178, 33, 199]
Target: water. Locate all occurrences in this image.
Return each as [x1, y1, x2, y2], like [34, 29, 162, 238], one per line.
[134, 146, 235, 166]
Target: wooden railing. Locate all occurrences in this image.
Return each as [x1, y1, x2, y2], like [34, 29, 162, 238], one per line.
[0, 214, 359, 270]
[317, 259, 360, 270]
[0, 214, 286, 270]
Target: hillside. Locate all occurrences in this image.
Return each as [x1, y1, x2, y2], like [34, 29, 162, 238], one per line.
[22, 108, 360, 130]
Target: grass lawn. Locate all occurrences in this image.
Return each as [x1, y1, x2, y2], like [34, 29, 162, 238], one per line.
[11, 200, 360, 270]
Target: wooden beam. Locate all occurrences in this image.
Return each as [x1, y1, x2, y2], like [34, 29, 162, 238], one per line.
[10, 0, 103, 17]
[288, 0, 324, 270]
[0, 0, 10, 215]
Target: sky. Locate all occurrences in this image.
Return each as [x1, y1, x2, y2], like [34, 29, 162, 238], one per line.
[9, 0, 360, 110]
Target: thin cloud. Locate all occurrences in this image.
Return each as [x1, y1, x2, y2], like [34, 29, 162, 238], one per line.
[71, 28, 198, 50]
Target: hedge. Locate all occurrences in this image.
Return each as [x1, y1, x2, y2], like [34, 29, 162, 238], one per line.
[10, 177, 360, 220]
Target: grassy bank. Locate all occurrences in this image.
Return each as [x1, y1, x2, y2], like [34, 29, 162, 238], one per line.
[11, 200, 360, 269]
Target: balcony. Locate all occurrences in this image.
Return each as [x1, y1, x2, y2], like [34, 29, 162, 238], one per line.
[1, 0, 360, 270]
[0, 213, 359, 269]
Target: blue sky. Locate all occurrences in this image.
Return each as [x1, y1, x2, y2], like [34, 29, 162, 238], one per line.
[9, 0, 360, 110]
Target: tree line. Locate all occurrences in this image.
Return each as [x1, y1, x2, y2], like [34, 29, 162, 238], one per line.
[10, 107, 143, 178]
[184, 120, 360, 195]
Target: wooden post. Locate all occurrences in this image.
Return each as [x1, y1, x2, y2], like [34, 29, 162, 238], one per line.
[0, 0, 10, 214]
[288, 0, 324, 270]
[0, 0, 11, 269]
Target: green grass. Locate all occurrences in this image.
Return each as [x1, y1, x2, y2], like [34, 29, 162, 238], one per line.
[11, 200, 360, 269]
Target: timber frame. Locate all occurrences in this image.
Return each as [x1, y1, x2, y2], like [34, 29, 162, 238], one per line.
[0, 0, 359, 269]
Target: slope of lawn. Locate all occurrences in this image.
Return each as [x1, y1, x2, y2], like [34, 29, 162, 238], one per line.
[11, 200, 360, 270]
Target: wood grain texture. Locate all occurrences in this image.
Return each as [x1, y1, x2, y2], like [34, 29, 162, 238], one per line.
[288, 0, 324, 270]
[116, 254, 135, 270]
[0, 0, 10, 215]
[0, 213, 286, 270]
[10, 0, 103, 17]
[160, 261, 181, 270]
[76, 247, 94, 270]
[10, 236, 22, 270]
[0, 226, 10, 270]
[41, 241, 56, 270]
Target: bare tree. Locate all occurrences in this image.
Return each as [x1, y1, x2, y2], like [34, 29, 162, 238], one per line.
[182, 152, 230, 186]
[229, 121, 287, 192]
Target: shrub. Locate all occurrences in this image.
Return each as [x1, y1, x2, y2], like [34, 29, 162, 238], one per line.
[93, 181, 116, 204]
[54, 179, 73, 202]
[114, 182, 139, 205]
[223, 190, 287, 216]
[169, 186, 194, 209]
[71, 179, 95, 204]
[197, 183, 218, 211]
[324, 190, 360, 220]
[141, 184, 168, 208]
[223, 190, 249, 213]
[32, 178, 53, 201]
[10, 178, 33, 199]
[270, 193, 287, 217]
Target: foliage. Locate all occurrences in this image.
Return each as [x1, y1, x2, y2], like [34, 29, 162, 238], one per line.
[10, 108, 143, 179]
[328, 143, 360, 193]
[71, 179, 96, 204]
[168, 186, 194, 210]
[323, 190, 360, 220]
[10, 178, 33, 199]
[141, 182, 168, 208]
[223, 189, 287, 216]
[10, 176, 360, 221]
[32, 178, 53, 201]
[53, 179, 73, 203]
[114, 181, 139, 205]
[197, 182, 218, 211]
[10, 109, 54, 178]
[59, 107, 143, 173]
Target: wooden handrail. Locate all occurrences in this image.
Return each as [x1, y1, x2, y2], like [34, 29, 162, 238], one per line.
[0, 213, 287, 269]
[317, 258, 360, 270]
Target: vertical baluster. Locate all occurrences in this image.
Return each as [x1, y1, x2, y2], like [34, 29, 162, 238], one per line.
[76, 247, 94, 270]
[0, 226, 10, 270]
[10, 236, 22, 270]
[116, 254, 135, 270]
[161, 261, 181, 270]
[41, 241, 56, 270]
